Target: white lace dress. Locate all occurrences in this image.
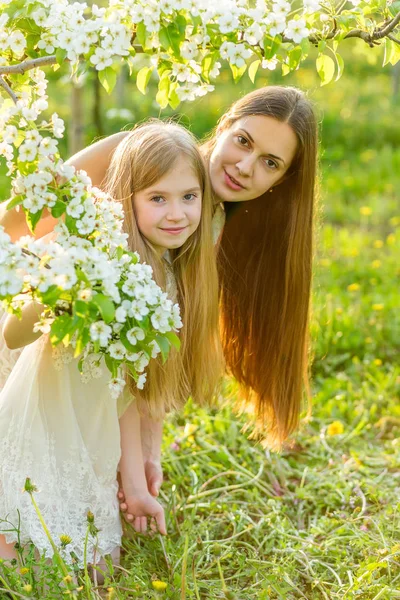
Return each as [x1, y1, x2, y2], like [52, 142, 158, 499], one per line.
[0, 329, 125, 565]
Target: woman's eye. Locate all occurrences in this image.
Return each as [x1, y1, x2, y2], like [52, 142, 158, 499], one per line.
[183, 193, 197, 201]
[265, 158, 278, 170]
[236, 135, 249, 147]
[151, 196, 165, 204]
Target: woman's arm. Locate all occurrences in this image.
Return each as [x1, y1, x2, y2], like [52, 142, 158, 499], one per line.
[2, 301, 44, 349]
[64, 131, 129, 187]
[0, 131, 129, 241]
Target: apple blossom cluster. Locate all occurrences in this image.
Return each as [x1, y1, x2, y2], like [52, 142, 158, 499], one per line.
[0, 70, 182, 399]
[0, 0, 387, 106]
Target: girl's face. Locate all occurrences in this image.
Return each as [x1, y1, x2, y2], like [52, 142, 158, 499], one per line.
[209, 115, 298, 202]
[134, 155, 202, 255]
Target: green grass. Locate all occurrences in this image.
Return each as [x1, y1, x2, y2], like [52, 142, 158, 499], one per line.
[1, 46, 400, 599]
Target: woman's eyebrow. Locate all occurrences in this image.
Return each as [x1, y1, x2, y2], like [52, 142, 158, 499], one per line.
[238, 128, 286, 166]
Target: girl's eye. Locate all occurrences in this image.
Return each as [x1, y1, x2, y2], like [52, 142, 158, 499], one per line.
[183, 193, 197, 201]
[264, 158, 278, 170]
[236, 135, 249, 147]
[150, 196, 165, 204]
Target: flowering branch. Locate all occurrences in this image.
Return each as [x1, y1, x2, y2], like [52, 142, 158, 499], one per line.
[0, 56, 57, 76]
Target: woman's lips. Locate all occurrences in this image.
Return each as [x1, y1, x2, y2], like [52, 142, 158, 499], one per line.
[223, 169, 245, 191]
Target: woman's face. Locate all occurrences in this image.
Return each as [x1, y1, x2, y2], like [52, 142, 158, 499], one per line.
[209, 115, 298, 202]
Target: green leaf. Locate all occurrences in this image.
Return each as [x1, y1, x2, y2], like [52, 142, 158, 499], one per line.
[334, 52, 344, 81]
[56, 48, 67, 66]
[164, 331, 181, 351]
[155, 335, 170, 363]
[229, 63, 247, 83]
[92, 293, 115, 324]
[168, 81, 180, 109]
[6, 195, 24, 210]
[156, 74, 171, 109]
[26, 208, 43, 233]
[50, 314, 74, 344]
[136, 22, 147, 49]
[316, 54, 335, 86]
[176, 14, 187, 38]
[40, 285, 61, 306]
[51, 199, 67, 218]
[263, 34, 281, 60]
[201, 52, 218, 83]
[98, 67, 117, 95]
[105, 353, 118, 377]
[73, 300, 89, 318]
[136, 66, 153, 95]
[383, 38, 396, 67]
[288, 47, 302, 71]
[159, 23, 182, 58]
[248, 60, 260, 83]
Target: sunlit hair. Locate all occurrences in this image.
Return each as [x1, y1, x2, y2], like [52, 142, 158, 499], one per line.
[202, 86, 318, 449]
[104, 120, 223, 416]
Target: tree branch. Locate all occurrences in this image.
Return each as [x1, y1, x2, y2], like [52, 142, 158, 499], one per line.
[0, 75, 17, 104]
[388, 34, 400, 45]
[374, 11, 400, 40]
[0, 56, 57, 76]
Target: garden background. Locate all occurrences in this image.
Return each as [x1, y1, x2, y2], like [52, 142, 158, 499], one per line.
[0, 39, 399, 599]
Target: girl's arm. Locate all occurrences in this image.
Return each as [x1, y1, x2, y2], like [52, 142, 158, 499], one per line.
[2, 302, 44, 349]
[119, 399, 167, 535]
[0, 131, 129, 242]
[141, 413, 164, 497]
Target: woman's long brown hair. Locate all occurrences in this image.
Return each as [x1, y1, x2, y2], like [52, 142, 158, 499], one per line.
[104, 120, 223, 416]
[203, 86, 318, 448]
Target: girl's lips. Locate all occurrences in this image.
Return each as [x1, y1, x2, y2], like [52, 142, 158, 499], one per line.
[223, 169, 244, 191]
[160, 227, 187, 235]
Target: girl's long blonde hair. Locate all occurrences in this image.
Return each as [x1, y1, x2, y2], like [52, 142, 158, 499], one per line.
[203, 86, 318, 448]
[105, 120, 223, 416]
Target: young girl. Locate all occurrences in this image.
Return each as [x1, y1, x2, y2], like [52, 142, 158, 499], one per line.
[0, 120, 223, 564]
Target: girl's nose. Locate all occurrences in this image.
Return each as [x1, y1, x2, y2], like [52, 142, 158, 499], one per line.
[166, 201, 185, 221]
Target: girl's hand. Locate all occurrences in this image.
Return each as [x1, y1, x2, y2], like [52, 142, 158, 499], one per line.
[118, 458, 163, 515]
[123, 490, 167, 535]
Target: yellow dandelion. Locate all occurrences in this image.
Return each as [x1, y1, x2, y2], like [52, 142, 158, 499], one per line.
[152, 580, 168, 592]
[347, 283, 360, 292]
[327, 421, 344, 436]
[59, 535, 72, 547]
[373, 240, 383, 248]
[349, 248, 359, 257]
[371, 260, 381, 269]
[387, 233, 396, 245]
[23, 585, 32, 593]
[183, 423, 198, 437]
[360, 206, 372, 216]
[20, 567, 29, 575]
[374, 359, 382, 366]
[389, 216, 400, 227]
[372, 303, 384, 311]
[336, 307, 343, 314]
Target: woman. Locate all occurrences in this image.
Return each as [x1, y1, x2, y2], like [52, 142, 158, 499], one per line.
[0, 85, 318, 497]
